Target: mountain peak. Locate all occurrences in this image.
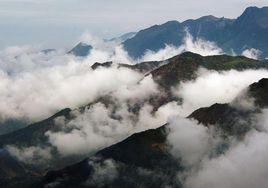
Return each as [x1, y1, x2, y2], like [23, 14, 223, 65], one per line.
[163, 20, 180, 25]
[248, 78, 268, 107]
[68, 42, 92, 57]
[243, 6, 267, 13]
[197, 15, 220, 21]
[244, 6, 260, 12]
[241, 6, 268, 16]
[237, 6, 268, 26]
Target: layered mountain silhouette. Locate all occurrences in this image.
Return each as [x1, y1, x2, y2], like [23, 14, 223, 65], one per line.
[123, 6, 268, 59]
[36, 78, 268, 188]
[1, 4, 268, 188]
[65, 7, 268, 59]
[0, 52, 268, 187]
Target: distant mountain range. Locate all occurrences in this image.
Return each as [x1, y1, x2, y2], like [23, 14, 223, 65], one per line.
[68, 7, 268, 60]
[123, 6, 268, 59]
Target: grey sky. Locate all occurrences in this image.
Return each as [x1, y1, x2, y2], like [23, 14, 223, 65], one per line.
[0, 0, 267, 49]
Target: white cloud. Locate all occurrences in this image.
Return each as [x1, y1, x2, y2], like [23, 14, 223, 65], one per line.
[6, 145, 52, 164]
[140, 31, 223, 62]
[46, 100, 181, 156]
[185, 128, 268, 188]
[182, 31, 224, 56]
[166, 108, 268, 188]
[87, 159, 119, 186]
[173, 69, 268, 116]
[167, 117, 211, 166]
[141, 45, 183, 62]
[112, 74, 159, 102]
[0, 31, 224, 124]
[0, 44, 150, 123]
[242, 48, 261, 60]
[0, 64, 145, 122]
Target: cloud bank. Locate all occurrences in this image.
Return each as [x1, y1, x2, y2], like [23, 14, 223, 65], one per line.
[167, 92, 268, 188]
[2, 30, 268, 188]
[184, 110, 268, 188]
[46, 101, 180, 156]
[0, 32, 225, 125]
[242, 48, 261, 60]
[141, 31, 223, 62]
[6, 145, 52, 164]
[0, 63, 144, 122]
[173, 69, 268, 116]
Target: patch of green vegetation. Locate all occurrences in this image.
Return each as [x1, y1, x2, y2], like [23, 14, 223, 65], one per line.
[201, 55, 267, 71]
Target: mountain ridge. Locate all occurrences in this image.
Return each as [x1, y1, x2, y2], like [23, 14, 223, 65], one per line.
[123, 6, 268, 59]
[0, 52, 268, 187]
[36, 78, 268, 188]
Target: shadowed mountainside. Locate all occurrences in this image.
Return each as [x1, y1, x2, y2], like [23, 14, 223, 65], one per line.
[123, 7, 268, 59]
[36, 78, 268, 188]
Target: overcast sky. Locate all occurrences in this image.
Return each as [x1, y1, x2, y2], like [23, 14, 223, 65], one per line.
[0, 0, 267, 49]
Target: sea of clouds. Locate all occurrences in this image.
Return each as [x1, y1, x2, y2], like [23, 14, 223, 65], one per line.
[167, 107, 268, 188]
[0, 31, 227, 124]
[2, 32, 268, 188]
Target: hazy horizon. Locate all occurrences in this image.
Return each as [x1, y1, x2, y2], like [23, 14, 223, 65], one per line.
[0, 0, 267, 49]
